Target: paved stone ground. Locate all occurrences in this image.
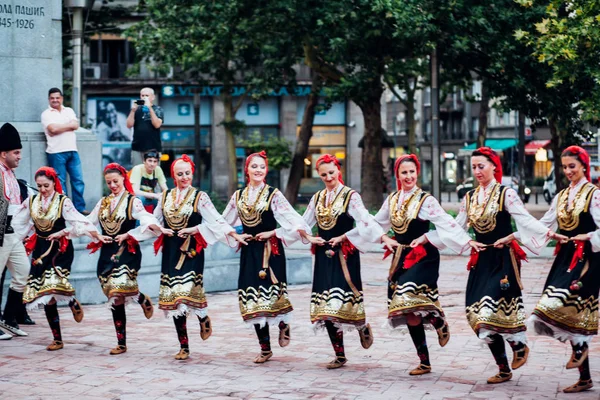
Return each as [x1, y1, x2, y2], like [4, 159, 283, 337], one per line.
[1, 252, 599, 400]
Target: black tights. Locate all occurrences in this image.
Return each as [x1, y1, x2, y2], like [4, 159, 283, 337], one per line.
[487, 334, 510, 373]
[325, 321, 345, 358]
[407, 323, 430, 366]
[254, 324, 271, 352]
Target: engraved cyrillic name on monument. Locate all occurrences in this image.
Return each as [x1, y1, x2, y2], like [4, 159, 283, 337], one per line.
[0, 0, 61, 122]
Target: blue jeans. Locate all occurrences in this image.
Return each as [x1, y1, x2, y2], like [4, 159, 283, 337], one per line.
[46, 151, 86, 212]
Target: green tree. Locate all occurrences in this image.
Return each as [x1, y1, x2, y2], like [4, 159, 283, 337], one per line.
[128, 0, 298, 195]
[301, 0, 435, 208]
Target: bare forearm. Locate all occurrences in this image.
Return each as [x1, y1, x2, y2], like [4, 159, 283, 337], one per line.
[126, 110, 135, 129]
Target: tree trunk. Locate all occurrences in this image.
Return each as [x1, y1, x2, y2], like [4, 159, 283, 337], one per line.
[284, 74, 320, 205]
[223, 92, 239, 195]
[476, 79, 489, 148]
[406, 93, 417, 155]
[358, 96, 384, 210]
[549, 118, 566, 192]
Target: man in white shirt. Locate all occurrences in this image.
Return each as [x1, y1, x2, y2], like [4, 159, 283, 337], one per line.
[40, 88, 87, 213]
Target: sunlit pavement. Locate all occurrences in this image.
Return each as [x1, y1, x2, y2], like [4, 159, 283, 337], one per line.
[1, 251, 597, 400]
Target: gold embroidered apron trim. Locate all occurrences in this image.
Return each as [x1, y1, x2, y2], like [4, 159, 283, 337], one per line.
[99, 193, 130, 236]
[556, 182, 597, 231]
[162, 188, 198, 231]
[159, 271, 206, 306]
[389, 189, 428, 234]
[310, 288, 366, 323]
[30, 193, 65, 233]
[238, 284, 292, 319]
[315, 186, 354, 231]
[23, 266, 75, 303]
[466, 184, 505, 234]
[98, 264, 139, 298]
[533, 285, 598, 334]
[466, 295, 526, 331]
[235, 185, 276, 227]
[388, 282, 443, 316]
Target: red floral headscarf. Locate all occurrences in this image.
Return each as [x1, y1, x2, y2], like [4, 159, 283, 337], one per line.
[562, 145, 591, 181]
[245, 150, 268, 184]
[35, 166, 63, 194]
[315, 154, 344, 184]
[104, 163, 134, 195]
[473, 147, 503, 183]
[394, 154, 420, 190]
[171, 154, 196, 187]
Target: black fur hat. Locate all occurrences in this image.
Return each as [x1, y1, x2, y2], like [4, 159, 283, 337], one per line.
[0, 123, 22, 152]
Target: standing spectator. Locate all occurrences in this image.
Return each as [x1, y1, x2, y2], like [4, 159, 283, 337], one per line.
[130, 150, 168, 212]
[41, 88, 87, 214]
[127, 87, 164, 166]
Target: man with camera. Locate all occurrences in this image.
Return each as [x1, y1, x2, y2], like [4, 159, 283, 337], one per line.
[127, 87, 164, 166]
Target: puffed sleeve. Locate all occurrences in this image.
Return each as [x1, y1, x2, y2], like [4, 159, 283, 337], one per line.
[422, 196, 472, 254]
[373, 196, 392, 235]
[504, 188, 550, 252]
[586, 191, 600, 252]
[345, 192, 386, 252]
[128, 197, 160, 242]
[513, 195, 557, 247]
[271, 190, 312, 246]
[86, 198, 103, 227]
[62, 197, 99, 238]
[196, 192, 237, 247]
[13, 199, 33, 241]
[426, 195, 470, 251]
[221, 193, 242, 227]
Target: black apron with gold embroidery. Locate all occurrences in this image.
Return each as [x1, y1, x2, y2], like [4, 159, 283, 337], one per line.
[310, 186, 365, 328]
[236, 185, 292, 323]
[158, 188, 207, 314]
[96, 194, 142, 300]
[465, 185, 526, 338]
[386, 190, 443, 328]
[23, 193, 76, 306]
[532, 183, 600, 341]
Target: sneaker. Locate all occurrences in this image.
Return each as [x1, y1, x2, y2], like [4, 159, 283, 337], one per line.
[0, 329, 12, 340]
[0, 319, 27, 337]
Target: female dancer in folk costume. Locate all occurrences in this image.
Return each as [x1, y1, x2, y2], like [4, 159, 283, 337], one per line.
[372, 154, 478, 375]
[222, 151, 311, 364]
[457, 147, 563, 384]
[528, 146, 600, 393]
[14, 167, 98, 350]
[153, 155, 247, 360]
[87, 163, 157, 355]
[300, 154, 383, 369]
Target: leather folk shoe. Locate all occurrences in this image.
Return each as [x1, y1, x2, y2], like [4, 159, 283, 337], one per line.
[487, 371, 512, 384]
[511, 345, 529, 370]
[174, 348, 190, 360]
[70, 299, 84, 323]
[199, 316, 212, 340]
[254, 351, 273, 364]
[359, 323, 374, 349]
[409, 364, 432, 376]
[278, 324, 291, 347]
[563, 379, 593, 393]
[109, 345, 127, 355]
[47, 340, 64, 351]
[436, 323, 450, 347]
[566, 347, 589, 369]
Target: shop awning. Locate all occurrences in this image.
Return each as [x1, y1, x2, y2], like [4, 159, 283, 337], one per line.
[458, 138, 518, 156]
[525, 140, 551, 156]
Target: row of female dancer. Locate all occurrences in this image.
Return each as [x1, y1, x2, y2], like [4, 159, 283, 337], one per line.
[13, 146, 599, 394]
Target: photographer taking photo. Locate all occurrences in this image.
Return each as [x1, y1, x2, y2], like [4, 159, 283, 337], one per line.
[127, 87, 164, 166]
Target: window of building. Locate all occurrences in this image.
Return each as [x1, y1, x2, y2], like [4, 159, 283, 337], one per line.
[472, 81, 482, 99]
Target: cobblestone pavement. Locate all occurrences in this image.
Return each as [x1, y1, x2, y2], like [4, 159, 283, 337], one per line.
[1, 252, 598, 400]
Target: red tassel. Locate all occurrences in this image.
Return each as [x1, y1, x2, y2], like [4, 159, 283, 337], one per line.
[509, 241, 528, 263]
[554, 241, 562, 256]
[24, 234, 37, 256]
[311, 243, 316, 255]
[59, 237, 69, 253]
[383, 247, 393, 260]
[194, 233, 208, 253]
[568, 240, 585, 272]
[404, 245, 427, 269]
[153, 234, 164, 255]
[467, 248, 479, 270]
[341, 240, 357, 260]
[126, 237, 138, 254]
[269, 236, 280, 256]
[87, 241, 103, 254]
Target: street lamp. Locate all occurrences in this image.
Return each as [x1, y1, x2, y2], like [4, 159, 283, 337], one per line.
[64, 0, 95, 117]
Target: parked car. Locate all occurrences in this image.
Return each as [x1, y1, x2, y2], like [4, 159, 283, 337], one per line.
[456, 176, 530, 203]
[543, 167, 556, 204]
[544, 163, 600, 204]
